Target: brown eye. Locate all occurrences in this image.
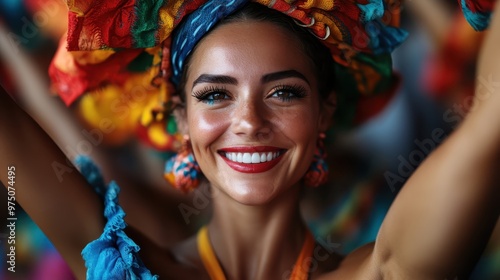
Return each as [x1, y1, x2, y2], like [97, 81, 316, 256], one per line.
[209, 93, 228, 100]
[272, 91, 295, 101]
[192, 87, 230, 105]
[269, 85, 307, 102]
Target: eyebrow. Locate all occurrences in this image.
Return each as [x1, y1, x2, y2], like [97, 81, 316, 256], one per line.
[261, 70, 310, 85]
[191, 69, 310, 89]
[192, 74, 238, 89]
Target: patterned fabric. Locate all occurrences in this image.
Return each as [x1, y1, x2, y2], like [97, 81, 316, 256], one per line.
[48, 0, 493, 150]
[63, 0, 408, 99]
[75, 156, 158, 280]
[49, 0, 409, 152]
[170, 0, 248, 84]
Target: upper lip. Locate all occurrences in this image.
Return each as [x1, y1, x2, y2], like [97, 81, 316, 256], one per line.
[218, 146, 284, 153]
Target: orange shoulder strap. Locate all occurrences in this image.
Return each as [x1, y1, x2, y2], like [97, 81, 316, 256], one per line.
[197, 226, 315, 280]
[289, 230, 315, 280]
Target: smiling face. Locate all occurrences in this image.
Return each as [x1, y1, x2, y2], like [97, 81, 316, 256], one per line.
[183, 20, 332, 205]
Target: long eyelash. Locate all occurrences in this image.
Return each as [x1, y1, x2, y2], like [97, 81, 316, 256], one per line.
[191, 86, 228, 100]
[272, 84, 308, 99]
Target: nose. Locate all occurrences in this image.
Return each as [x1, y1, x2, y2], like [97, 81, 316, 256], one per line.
[231, 98, 272, 141]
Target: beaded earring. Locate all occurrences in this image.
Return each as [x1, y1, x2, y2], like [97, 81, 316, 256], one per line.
[164, 135, 202, 193]
[304, 132, 329, 187]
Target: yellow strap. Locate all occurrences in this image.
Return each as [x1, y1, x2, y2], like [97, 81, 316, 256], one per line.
[197, 226, 315, 280]
[197, 227, 226, 280]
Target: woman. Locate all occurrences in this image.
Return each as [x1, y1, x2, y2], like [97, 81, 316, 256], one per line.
[1, 1, 499, 279]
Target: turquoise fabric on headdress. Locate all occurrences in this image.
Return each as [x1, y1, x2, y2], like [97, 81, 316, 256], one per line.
[460, 0, 494, 31]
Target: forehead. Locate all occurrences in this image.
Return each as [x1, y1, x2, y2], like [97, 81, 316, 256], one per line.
[186, 21, 315, 81]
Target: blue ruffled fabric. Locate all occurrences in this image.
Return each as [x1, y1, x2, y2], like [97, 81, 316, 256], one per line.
[75, 156, 158, 280]
[460, 0, 493, 31]
[76, 156, 106, 198]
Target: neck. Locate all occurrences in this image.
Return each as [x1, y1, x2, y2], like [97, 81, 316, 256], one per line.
[207, 185, 308, 280]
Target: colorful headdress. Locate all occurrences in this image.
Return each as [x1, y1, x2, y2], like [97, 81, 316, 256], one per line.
[48, 0, 493, 151]
[50, 0, 408, 151]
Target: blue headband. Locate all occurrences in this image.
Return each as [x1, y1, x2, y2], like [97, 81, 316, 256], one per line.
[170, 0, 248, 85]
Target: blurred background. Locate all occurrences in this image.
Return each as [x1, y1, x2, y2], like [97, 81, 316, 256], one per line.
[0, 0, 498, 279]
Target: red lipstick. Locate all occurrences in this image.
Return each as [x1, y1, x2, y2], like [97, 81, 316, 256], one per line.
[218, 146, 285, 173]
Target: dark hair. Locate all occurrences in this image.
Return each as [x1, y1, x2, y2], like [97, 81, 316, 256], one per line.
[175, 2, 336, 103]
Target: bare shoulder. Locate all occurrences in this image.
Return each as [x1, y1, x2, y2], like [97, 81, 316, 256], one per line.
[317, 242, 381, 280]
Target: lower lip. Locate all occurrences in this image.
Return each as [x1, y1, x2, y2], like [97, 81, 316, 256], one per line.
[220, 154, 283, 173]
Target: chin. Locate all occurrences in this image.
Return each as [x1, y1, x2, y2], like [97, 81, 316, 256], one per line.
[223, 182, 281, 206]
[223, 176, 304, 206]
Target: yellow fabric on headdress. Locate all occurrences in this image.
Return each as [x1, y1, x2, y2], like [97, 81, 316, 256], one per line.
[50, 0, 408, 151]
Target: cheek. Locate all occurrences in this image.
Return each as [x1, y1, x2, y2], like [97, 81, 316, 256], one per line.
[280, 105, 321, 162]
[276, 105, 320, 139]
[187, 107, 229, 152]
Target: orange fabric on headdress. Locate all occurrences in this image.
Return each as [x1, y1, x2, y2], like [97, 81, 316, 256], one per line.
[50, 0, 408, 150]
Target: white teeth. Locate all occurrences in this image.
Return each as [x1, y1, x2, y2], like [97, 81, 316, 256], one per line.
[242, 153, 252, 163]
[224, 151, 281, 163]
[251, 153, 261, 163]
[260, 153, 266, 162]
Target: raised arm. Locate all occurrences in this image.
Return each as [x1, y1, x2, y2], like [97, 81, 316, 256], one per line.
[0, 88, 104, 279]
[371, 4, 500, 279]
